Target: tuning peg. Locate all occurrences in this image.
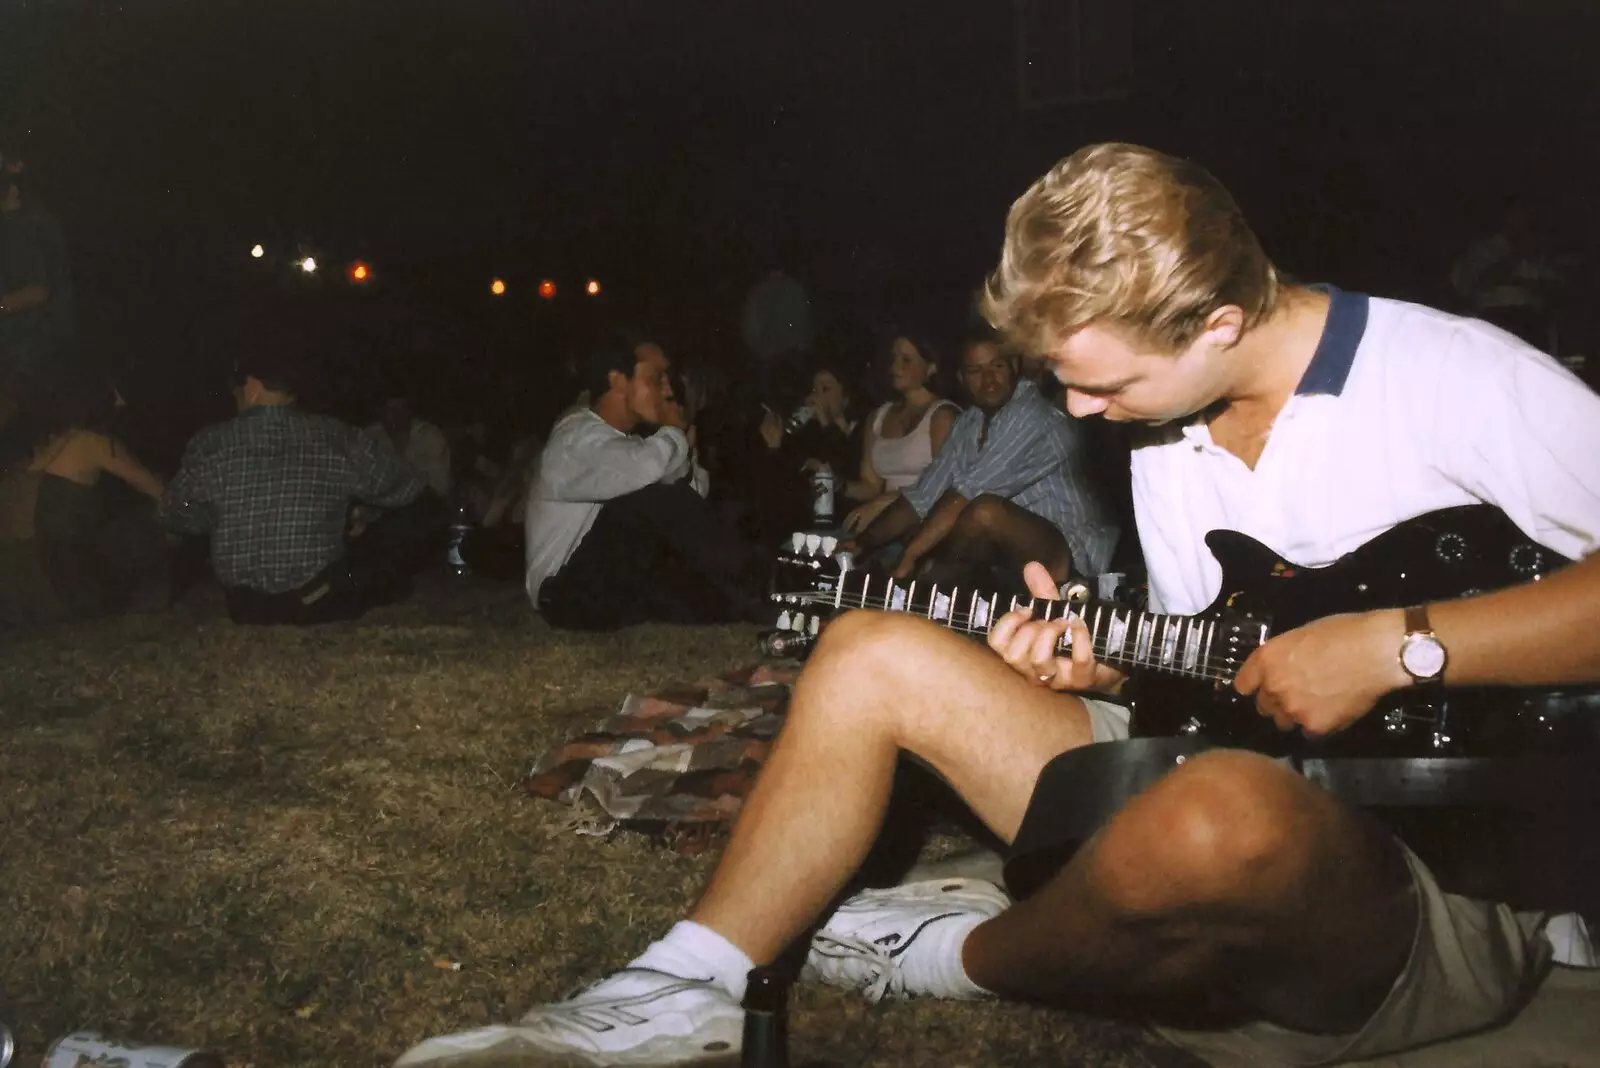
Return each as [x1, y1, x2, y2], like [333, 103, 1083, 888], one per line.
[792, 613, 809, 632]
[776, 610, 792, 630]
[808, 615, 821, 636]
[790, 532, 806, 553]
[821, 535, 838, 556]
[804, 534, 822, 555]
[834, 551, 855, 573]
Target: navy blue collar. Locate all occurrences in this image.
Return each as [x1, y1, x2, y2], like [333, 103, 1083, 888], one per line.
[1294, 285, 1369, 397]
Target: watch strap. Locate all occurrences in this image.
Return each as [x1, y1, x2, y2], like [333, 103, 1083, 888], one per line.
[1404, 603, 1432, 635]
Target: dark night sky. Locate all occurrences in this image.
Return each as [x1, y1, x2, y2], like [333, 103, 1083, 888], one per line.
[3, 0, 1598, 436]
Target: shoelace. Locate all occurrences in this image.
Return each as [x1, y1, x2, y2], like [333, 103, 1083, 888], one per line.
[808, 931, 908, 1004]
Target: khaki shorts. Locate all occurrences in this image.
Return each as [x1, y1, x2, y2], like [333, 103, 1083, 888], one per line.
[1082, 696, 1133, 744]
[1157, 844, 1552, 1065]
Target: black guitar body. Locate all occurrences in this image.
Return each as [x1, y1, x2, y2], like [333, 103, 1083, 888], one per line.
[1131, 504, 1600, 758]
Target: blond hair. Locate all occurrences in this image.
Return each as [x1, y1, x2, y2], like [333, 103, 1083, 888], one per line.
[982, 143, 1280, 356]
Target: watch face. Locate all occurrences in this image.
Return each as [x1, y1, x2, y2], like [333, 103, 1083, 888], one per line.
[1402, 634, 1447, 679]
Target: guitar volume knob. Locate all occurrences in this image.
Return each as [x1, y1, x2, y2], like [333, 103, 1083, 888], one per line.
[1433, 532, 1467, 565]
[1508, 543, 1546, 577]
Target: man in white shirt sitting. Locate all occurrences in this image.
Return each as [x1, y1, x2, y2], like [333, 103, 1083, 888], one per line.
[525, 333, 766, 630]
[366, 396, 453, 500]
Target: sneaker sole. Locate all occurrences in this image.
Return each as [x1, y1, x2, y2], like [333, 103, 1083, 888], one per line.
[393, 1023, 743, 1068]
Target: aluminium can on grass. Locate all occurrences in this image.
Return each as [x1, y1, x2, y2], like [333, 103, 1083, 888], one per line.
[41, 1031, 223, 1068]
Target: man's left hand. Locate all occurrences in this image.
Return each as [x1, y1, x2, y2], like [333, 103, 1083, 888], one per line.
[1233, 608, 1409, 737]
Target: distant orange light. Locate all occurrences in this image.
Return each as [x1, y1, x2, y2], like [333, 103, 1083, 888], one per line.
[538, 279, 557, 300]
[490, 278, 507, 296]
[585, 279, 601, 296]
[348, 260, 371, 283]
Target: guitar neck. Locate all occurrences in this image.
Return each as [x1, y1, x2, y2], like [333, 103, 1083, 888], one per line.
[831, 573, 1245, 683]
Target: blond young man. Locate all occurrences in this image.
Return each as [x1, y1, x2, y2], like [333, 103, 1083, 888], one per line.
[397, 145, 1600, 1067]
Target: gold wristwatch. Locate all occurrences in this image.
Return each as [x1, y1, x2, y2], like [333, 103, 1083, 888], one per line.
[1398, 603, 1448, 684]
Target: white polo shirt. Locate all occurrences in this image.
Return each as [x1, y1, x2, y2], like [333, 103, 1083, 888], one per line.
[1132, 288, 1600, 616]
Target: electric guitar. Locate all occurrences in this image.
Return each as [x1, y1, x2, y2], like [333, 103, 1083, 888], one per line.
[769, 506, 1600, 778]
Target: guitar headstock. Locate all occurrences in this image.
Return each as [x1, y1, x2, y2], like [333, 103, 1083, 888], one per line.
[767, 530, 858, 641]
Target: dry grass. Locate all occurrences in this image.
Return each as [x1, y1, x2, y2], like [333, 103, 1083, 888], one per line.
[0, 576, 1196, 1068]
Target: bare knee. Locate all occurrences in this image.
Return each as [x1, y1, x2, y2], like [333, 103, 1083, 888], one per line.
[950, 494, 1011, 542]
[802, 610, 971, 734]
[807, 610, 946, 695]
[1089, 750, 1313, 915]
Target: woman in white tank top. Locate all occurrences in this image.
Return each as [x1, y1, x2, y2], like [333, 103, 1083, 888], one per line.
[841, 335, 959, 532]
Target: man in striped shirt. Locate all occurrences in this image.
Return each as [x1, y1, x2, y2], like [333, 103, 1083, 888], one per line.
[846, 336, 1118, 592]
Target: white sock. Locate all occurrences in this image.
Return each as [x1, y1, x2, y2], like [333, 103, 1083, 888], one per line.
[898, 912, 992, 1000]
[628, 920, 757, 1002]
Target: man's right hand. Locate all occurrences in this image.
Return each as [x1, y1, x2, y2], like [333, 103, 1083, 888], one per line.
[988, 561, 1126, 694]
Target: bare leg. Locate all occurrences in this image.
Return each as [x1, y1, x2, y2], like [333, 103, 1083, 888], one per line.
[922, 493, 1076, 591]
[965, 750, 1417, 1034]
[689, 609, 1095, 963]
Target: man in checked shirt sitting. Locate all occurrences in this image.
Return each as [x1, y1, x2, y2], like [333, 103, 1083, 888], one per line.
[845, 333, 1120, 595]
[160, 352, 444, 624]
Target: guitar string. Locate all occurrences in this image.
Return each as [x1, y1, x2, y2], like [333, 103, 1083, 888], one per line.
[776, 559, 1248, 676]
[812, 587, 1247, 679]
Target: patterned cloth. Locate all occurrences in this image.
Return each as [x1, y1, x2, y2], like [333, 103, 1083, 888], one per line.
[160, 404, 424, 593]
[525, 662, 801, 848]
[900, 378, 1119, 577]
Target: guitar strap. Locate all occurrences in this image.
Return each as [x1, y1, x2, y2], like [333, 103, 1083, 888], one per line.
[1003, 737, 1600, 903]
[1004, 736, 1219, 900]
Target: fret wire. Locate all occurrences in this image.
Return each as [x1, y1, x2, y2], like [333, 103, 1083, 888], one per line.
[927, 583, 939, 621]
[825, 587, 1249, 681]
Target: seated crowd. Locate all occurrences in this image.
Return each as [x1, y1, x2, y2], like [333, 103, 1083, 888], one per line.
[3, 301, 1127, 629]
[520, 325, 1125, 630]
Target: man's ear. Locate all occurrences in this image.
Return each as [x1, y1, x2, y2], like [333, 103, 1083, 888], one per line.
[1200, 305, 1245, 349]
[606, 369, 630, 395]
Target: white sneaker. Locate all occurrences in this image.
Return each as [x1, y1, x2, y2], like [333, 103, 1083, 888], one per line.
[392, 968, 744, 1067]
[802, 878, 1009, 1004]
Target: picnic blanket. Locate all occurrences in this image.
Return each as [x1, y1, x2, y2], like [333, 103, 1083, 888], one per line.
[524, 661, 802, 849]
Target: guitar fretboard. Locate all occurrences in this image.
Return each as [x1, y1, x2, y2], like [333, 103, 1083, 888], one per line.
[823, 571, 1260, 682]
